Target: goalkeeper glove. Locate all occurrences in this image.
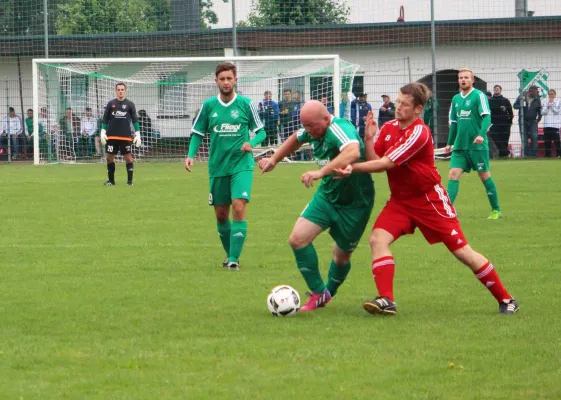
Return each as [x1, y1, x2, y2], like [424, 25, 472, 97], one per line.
[100, 129, 108, 145]
[133, 132, 141, 148]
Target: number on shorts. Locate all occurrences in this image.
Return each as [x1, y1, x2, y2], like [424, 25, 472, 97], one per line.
[107, 145, 114, 152]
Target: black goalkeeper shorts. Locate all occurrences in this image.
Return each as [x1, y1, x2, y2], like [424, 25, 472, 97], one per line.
[106, 139, 132, 155]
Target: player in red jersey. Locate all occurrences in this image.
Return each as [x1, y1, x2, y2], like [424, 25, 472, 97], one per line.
[334, 83, 518, 315]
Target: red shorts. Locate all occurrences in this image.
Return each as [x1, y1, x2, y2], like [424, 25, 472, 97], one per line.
[373, 184, 468, 251]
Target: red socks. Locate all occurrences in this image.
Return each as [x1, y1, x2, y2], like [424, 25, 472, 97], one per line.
[474, 262, 511, 302]
[372, 256, 395, 301]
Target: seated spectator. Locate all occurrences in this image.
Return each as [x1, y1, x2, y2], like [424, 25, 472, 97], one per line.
[24, 108, 49, 157]
[541, 89, 561, 157]
[79, 107, 100, 156]
[1, 107, 24, 158]
[58, 107, 80, 157]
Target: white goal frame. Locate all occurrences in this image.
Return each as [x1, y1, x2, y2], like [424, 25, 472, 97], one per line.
[32, 55, 343, 165]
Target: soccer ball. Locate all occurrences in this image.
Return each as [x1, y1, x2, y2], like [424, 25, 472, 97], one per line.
[267, 285, 300, 317]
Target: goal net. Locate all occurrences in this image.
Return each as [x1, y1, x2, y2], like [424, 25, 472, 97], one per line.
[32, 55, 359, 164]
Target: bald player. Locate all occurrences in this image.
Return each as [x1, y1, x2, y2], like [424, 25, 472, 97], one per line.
[259, 100, 375, 312]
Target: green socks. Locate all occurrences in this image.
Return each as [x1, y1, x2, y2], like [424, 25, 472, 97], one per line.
[483, 177, 500, 211]
[326, 260, 351, 297]
[447, 179, 459, 204]
[217, 221, 231, 256]
[228, 220, 247, 263]
[292, 244, 325, 294]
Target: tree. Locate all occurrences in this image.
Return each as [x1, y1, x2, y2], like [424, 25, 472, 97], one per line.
[241, 0, 349, 27]
[55, 0, 171, 35]
[201, 0, 229, 29]
[0, 0, 46, 35]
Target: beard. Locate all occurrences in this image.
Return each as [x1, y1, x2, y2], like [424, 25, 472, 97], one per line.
[219, 87, 233, 96]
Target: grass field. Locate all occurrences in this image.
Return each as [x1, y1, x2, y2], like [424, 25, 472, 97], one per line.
[1, 160, 560, 399]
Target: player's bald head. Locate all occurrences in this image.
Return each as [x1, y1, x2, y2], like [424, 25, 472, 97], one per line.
[300, 100, 331, 139]
[300, 100, 329, 123]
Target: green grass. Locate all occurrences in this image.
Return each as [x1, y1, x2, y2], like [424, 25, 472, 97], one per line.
[1, 160, 560, 399]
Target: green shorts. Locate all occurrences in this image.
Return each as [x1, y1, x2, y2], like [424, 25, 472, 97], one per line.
[450, 150, 490, 173]
[209, 170, 253, 206]
[301, 192, 374, 253]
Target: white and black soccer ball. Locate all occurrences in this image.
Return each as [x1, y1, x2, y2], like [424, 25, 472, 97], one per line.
[267, 285, 300, 317]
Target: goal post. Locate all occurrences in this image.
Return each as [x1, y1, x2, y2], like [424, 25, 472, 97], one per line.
[32, 55, 359, 165]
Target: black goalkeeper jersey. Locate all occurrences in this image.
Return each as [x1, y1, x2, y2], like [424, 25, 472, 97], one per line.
[103, 98, 138, 141]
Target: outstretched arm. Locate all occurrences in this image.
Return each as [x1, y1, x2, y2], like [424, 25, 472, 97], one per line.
[301, 143, 360, 188]
[352, 156, 396, 174]
[258, 132, 303, 173]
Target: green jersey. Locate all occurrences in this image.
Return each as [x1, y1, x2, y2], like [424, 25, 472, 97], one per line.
[192, 94, 264, 178]
[25, 118, 45, 138]
[297, 116, 374, 206]
[448, 88, 490, 151]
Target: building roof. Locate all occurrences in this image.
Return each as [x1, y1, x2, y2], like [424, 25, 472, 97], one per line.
[1, 16, 560, 57]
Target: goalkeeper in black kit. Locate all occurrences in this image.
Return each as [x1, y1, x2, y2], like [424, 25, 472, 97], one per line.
[100, 82, 141, 186]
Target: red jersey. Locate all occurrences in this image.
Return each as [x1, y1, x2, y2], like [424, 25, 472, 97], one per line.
[374, 118, 441, 200]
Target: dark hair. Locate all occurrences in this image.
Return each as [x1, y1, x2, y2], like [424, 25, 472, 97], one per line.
[8, 107, 14, 112]
[27, 109, 33, 112]
[138, 109, 148, 117]
[494, 85, 502, 90]
[284, 88, 292, 94]
[215, 62, 236, 77]
[115, 82, 126, 90]
[66, 107, 72, 111]
[85, 107, 92, 112]
[399, 82, 431, 108]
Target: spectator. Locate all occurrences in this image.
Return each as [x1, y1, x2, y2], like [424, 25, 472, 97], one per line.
[38, 107, 57, 159]
[339, 92, 350, 120]
[58, 107, 80, 156]
[350, 93, 372, 140]
[422, 93, 440, 133]
[514, 85, 542, 157]
[278, 89, 295, 142]
[138, 109, 153, 147]
[378, 94, 396, 127]
[292, 90, 303, 131]
[320, 97, 334, 115]
[258, 90, 280, 146]
[488, 85, 514, 158]
[80, 107, 100, 156]
[1, 107, 23, 158]
[541, 89, 561, 158]
[24, 108, 48, 157]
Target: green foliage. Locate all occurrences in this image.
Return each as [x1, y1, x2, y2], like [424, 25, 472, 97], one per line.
[242, 0, 350, 27]
[0, 0, 45, 35]
[202, 0, 230, 29]
[55, 0, 171, 35]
